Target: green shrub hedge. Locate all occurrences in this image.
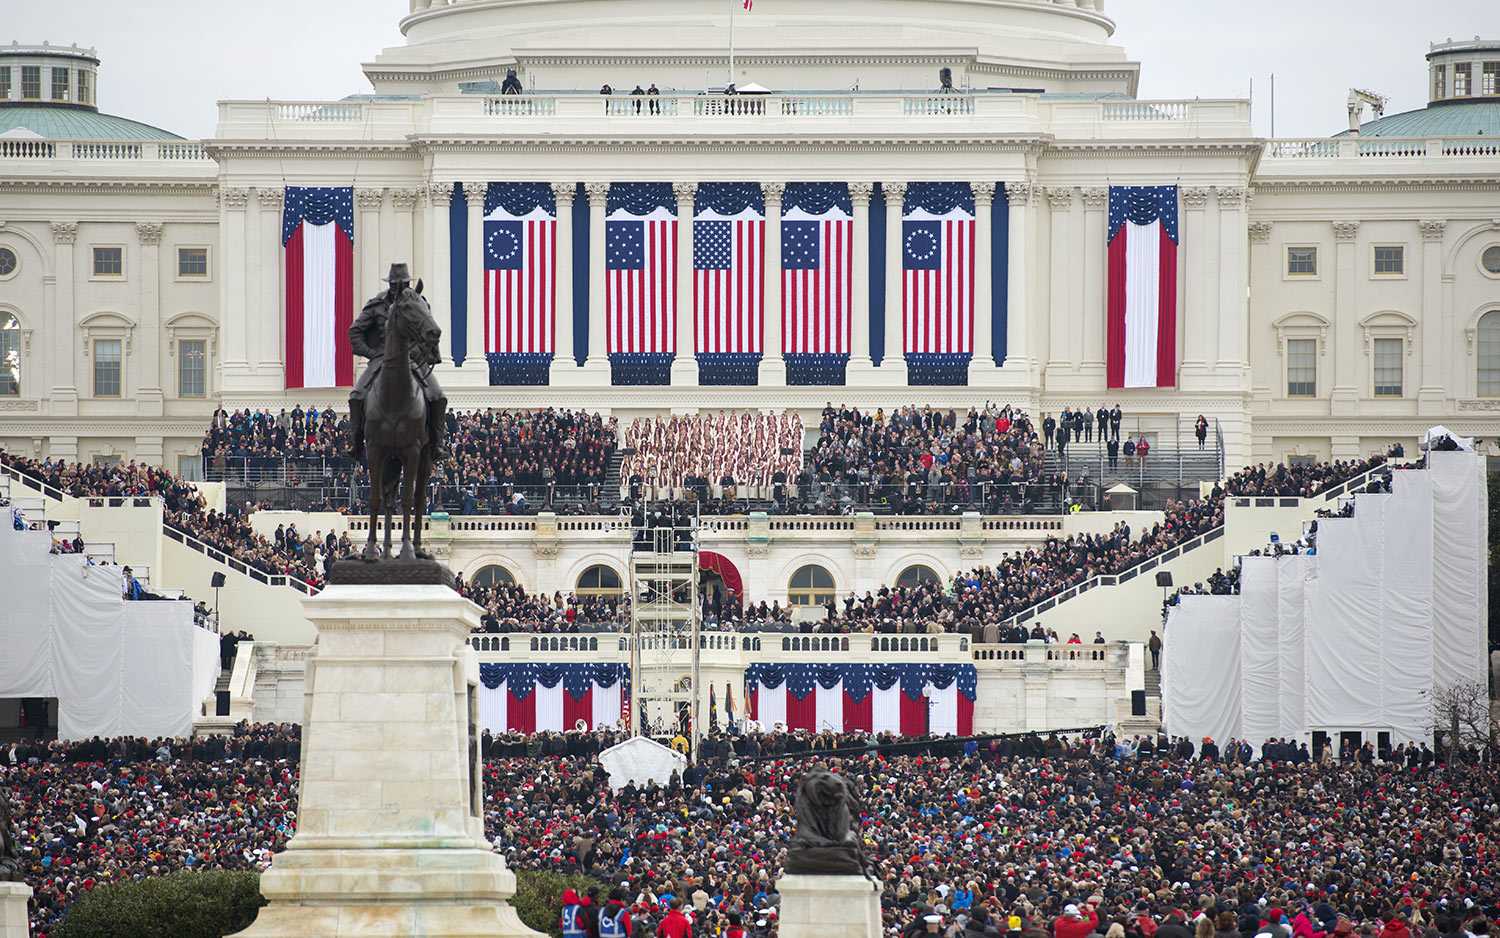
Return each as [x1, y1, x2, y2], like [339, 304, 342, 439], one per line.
[511, 871, 610, 938]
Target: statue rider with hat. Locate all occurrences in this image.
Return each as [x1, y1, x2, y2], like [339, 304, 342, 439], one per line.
[345, 262, 450, 461]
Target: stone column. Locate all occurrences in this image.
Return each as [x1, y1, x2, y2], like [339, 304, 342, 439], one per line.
[257, 188, 286, 385]
[1045, 186, 1074, 380]
[1215, 187, 1249, 378]
[389, 188, 418, 273]
[136, 222, 164, 413]
[50, 222, 79, 413]
[1418, 220, 1446, 414]
[971, 182, 999, 379]
[461, 182, 490, 382]
[881, 182, 908, 384]
[847, 182, 875, 381]
[229, 585, 541, 938]
[0, 881, 33, 938]
[423, 183, 452, 365]
[1079, 186, 1109, 380]
[777, 876, 882, 938]
[1002, 183, 1033, 380]
[1178, 187, 1211, 377]
[761, 181, 786, 385]
[220, 188, 252, 386]
[354, 189, 384, 385]
[1330, 219, 1361, 414]
[581, 183, 611, 382]
[549, 182, 577, 381]
[670, 182, 697, 386]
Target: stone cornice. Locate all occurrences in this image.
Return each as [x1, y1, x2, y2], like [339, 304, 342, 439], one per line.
[0, 182, 217, 196]
[1250, 177, 1500, 192]
[411, 134, 1053, 153]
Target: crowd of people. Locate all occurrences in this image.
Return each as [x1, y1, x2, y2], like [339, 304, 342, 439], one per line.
[4, 725, 1497, 938]
[621, 411, 806, 499]
[1220, 456, 1387, 499]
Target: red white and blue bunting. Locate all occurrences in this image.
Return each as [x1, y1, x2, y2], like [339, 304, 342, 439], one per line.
[745, 663, 976, 736]
[282, 187, 355, 389]
[478, 663, 630, 733]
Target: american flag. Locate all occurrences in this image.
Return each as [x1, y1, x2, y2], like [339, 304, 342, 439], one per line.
[902, 214, 975, 355]
[484, 199, 555, 355]
[694, 216, 764, 354]
[607, 210, 677, 354]
[782, 210, 852, 354]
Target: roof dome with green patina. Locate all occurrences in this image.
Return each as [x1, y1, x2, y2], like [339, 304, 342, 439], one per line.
[0, 41, 183, 140]
[0, 106, 182, 140]
[1350, 101, 1500, 138]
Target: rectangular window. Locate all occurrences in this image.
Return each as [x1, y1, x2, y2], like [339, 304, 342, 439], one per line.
[179, 339, 206, 398]
[1484, 62, 1500, 97]
[94, 339, 122, 398]
[177, 247, 208, 278]
[1286, 246, 1317, 276]
[1373, 245, 1404, 275]
[93, 455, 121, 468]
[51, 67, 69, 102]
[1286, 338, 1316, 397]
[0, 67, 10, 100]
[20, 66, 41, 100]
[1455, 65, 1471, 96]
[0, 326, 18, 397]
[92, 246, 123, 277]
[76, 68, 91, 106]
[1434, 65, 1446, 99]
[1287, 455, 1316, 467]
[177, 455, 203, 481]
[1373, 337, 1403, 397]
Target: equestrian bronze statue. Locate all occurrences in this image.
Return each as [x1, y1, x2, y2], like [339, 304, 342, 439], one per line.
[344, 263, 450, 567]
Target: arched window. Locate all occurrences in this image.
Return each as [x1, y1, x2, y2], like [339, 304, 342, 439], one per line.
[788, 564, 835, 606]
[470, 564, 515, 588]
[0, 312, 20, 397]
[576, 564, 623, 598]
[1478, 310, 1500, 397]
[896, 564, 941, 589]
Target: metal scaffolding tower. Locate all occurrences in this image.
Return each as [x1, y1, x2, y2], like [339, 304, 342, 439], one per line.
[627, 512, 702, 756]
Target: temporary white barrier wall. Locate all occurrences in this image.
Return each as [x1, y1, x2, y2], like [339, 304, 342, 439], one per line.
[1381, 470, 1434, 742]
[1236, 557, 1280, 744]
[1305, 498, 1387, 730]
[1428, 452, 1488, 690]
[1274, 554, 1310, 739]
[0, 520, 218, 740]
[1161, 594, 1242, 744]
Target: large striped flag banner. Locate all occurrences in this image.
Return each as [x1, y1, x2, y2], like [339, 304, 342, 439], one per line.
[695, 182, 764, 384]
[606, 183, 677, 384]
[282, 187, 355, 389]
[782, 182, 853, 385]
[902, 182, 975, 385]
[483, 182, 556, 385]
[1106, 185, 1179, 388]
[745, 663, 975, 736]
[478, 664, 629, 734]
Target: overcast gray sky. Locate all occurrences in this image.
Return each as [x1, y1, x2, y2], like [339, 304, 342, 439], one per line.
[9, 1, 1498, 140]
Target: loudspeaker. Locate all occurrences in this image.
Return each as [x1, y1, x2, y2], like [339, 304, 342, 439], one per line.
[1154, 571, 1173, 587]
[210, 572, 227, 589]
[215, 691, 231, 716]
[1131, 690, 1146, 716]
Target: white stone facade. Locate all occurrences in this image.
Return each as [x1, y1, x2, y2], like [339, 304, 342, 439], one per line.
[0, 5, 1497, 470]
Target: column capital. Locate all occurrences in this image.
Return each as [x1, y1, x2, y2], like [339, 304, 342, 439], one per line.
[848, 181, 875, 205]
[390, 188, 421, 211]
[584, 182, 610, 206]
[256, 187, 285, 210]
[220, 187, 252, 210]
[355, 187, 385, 210]
[672, 181, 696, 204]
[1332, 220, 1361, 242]
[1004, 182, 1032, 207]
[971, 181, 996, 205]
[1079, 186, 1109, 209]
[1419, 220, 1447, 242]
[463, 182, 488, 208]
[761, 181, 786, 203]
[1180, 186, 1211, 209]
[426, 181, 454, 204]
[51, 222, 79, 245]
[882, 181, 907, 204]
[1214, 186, 1248, 208]
[134, 222, 163, 245]
[1044, 186, 1074, 211]
[1248, 221, 1274, 243]
[550, 182, 577, 205]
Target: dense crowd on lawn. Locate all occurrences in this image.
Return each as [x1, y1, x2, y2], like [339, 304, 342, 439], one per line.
[4, 725, 1498, 938]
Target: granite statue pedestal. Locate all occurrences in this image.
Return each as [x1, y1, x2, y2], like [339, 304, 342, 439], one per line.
[777, 875, 882, 938]
[0, 882, 32, 938]
[229, 584, 540, 938]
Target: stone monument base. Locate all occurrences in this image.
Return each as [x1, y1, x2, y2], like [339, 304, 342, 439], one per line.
[777, 875, 882, 938]
[0, 882, 32, 938]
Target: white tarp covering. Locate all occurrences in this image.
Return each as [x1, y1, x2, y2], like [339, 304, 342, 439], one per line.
[598, 736, 688, 791]
[1161, 594, 1242, 745]
[0, 521, 218, 740]
[1237, 557, 1281, 745]
[1305, 499, 1386, 729]
[1381, 469, 1434, 742]
[1429, 452, 1488, 691]
[1274, 554, 1310, 739]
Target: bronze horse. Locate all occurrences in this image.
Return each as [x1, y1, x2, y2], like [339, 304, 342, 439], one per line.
[361, 284, 442, 563]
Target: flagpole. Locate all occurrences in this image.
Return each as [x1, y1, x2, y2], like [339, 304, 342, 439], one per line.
[728, 0, 735, 91]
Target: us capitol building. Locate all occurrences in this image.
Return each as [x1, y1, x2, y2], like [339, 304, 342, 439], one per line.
[1, 2, 1499, 473]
